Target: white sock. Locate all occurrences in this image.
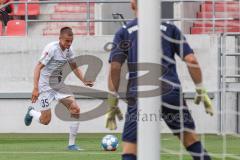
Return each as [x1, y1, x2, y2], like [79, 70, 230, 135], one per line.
[68, 121, 80, 146]
[29, 109, 41, 123]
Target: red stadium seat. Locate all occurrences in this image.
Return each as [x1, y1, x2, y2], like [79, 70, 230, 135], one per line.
[191, 1, 240, 34]
[43, 3, 95, 35]
[193, 20, 240, 28]
[6, 20, 26, 36]
[191, 27, 240, 34]
[201, 2, 240, 12]
[54, 3, 95, 13]
[43, 25, 95, 36]
[0, 21, 2, 36]
[15, 0, 40, 16]
[197, 12, 240, 19]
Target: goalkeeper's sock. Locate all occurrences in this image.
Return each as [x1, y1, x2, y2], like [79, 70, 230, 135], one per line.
[29, 109, 41, 123]
[186, 141, 211, 160]
[122, 154, 136, 160]
[68, 122, 80, 146]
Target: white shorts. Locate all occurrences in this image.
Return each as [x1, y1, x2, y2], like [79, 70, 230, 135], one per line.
[33, 89, 72, 111]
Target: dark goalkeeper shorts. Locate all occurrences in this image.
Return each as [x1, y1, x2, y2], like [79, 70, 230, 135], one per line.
[122, 90, 196, 143]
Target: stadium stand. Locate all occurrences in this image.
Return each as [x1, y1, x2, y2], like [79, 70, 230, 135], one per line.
[191, 1, 240, 34]
[14, 0, 40, 16]
[42, 3, 95, 35]
[1, 1, 96, 36]
[193, 20, 240, 27]
[6, 19, 26, 36]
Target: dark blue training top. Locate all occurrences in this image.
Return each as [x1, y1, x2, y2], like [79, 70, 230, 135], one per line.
[109, 18, 193, 99]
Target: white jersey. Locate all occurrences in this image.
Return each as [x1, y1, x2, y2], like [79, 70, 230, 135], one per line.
[38, 41, 75, 93]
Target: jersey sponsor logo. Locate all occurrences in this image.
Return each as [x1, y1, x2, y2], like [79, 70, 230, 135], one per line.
[128, 25, 138, 34]
[104, 40, 132, 52]
[160, 25, 167, 32]
[127, 24, 167, 34]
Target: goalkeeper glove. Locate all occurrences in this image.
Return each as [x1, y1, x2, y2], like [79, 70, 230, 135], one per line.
[194, 87, 214, 116]
[105, 92, 123, 130]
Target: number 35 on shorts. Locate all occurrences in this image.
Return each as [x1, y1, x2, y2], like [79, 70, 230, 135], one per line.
[41, 98, 49, 108]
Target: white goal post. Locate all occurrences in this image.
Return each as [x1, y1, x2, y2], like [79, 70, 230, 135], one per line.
[138, 0, 161, 160]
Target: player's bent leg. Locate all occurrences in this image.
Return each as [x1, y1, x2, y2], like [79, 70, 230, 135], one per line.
[122, 141, 137, 160]
[39, 109, 51, 125]
[175, 131, 211, 160]
[177, 131, 199, 147]
[60, 96, 80, 119]
[24, 91, 54, 126]
[162, 96, 211, 160]
[176, 131, 211, 160]
[179, 132, 211, 160]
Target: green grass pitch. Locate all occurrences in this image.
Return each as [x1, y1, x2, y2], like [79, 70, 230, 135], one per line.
[0, 133, 239, 160]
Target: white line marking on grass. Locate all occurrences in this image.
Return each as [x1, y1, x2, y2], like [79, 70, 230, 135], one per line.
[226, 155, 240, 160]
[0, 151, 175, 155]
[161, 138, 170, 141]
[161, 148, 187, 155]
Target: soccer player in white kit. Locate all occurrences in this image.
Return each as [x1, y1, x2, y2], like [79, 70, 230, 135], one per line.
[24, 27, 93, 151]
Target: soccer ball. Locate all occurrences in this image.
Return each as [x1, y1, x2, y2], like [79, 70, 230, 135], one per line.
[101, 134, 119, 151]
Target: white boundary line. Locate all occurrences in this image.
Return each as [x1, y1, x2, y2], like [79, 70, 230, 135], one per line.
[0, 151, 180, 155]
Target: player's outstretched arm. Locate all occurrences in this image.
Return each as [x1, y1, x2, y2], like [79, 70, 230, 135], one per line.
[184, 54, 214, 116]
[32, 62, 44, 103]
[69, 62, 93, 87]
